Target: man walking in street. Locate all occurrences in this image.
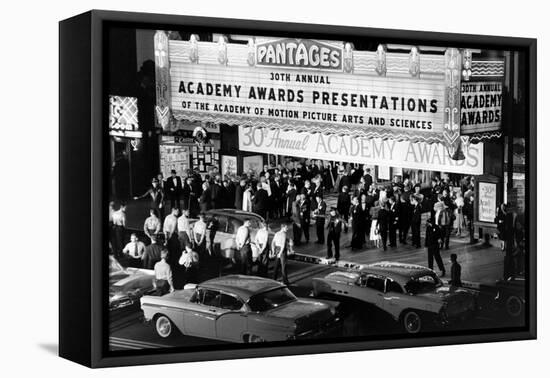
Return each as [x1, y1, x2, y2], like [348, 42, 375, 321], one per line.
[236, 219, 252, 275]
[272, 224, 290, 285]
[449, 253, 462, 287]
[425, 218, 446, 277]
[326, 208, 343, 261]
[254, 221, 270, 277]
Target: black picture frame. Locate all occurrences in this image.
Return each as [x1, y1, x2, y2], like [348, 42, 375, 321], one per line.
[59, 10, 537, 368]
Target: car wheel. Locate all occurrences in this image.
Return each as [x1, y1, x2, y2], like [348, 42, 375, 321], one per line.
[246, 334, 265, 343]
[155, 315, 174, 338]
[401, 310, 422, 334]
[505, 295, 524, 318]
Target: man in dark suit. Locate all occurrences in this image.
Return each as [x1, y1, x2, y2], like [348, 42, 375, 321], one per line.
[377, 201, 390, 251]
[252, 182, 269, 219]
[165, 169, 182, 211]
[199, 182, 212, 213]
[270, 175, 283, 219]
[363, 167, 373, 190]
[337, 185, 351, 233]
[388, 196, 399, 247]
[326, 208, 343, 260]
[426, 218, 446, 276]
[313, 193, 326, 244]
[210, 175, 223, 209]
[298, 193, 311, 243]
[398, 194, 412, 244]
[349, 196, 363, 250]
[234, 178, 246, 210]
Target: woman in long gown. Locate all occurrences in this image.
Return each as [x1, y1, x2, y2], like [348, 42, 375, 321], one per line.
[369, 201, 381, 248]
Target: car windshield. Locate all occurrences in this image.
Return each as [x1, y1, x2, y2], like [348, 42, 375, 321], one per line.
[404, 274, 442, 295]
[109, 256, 126, 275]
[247, 287, 297, 312]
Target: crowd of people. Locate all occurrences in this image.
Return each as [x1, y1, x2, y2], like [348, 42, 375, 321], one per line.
[109, 158, 526, 293]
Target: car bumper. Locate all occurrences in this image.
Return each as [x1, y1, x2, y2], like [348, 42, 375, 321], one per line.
[290, 316, 343, 340]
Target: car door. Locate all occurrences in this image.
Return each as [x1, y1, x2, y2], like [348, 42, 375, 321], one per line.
[214, 293, 248, 342]
[364, 274, 387, 310]
[381, 278, 405, 319]
[182, 288, 219, 339]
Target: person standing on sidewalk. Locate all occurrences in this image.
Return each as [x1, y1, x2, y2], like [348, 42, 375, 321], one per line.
[165, 169, 182, 211]
[111, 202, 126, 258]
[143, 208, 162, 244]
[134, 177, 164, 219]
[349, 196, 363, 250]
[377, 200, 390, 251]
[337, 185, 351, 233]
[272, 224, 290, 285]
[425, 218, 446, 277]
[236, 219, 252, 275]
[163, 207, 179, 242]
[410, 195, 423, 248]
[313, 193, 327, 244]
[388, 196, 399, 248]
[254, 222, 270, 277]
[326, 208, 343, 261]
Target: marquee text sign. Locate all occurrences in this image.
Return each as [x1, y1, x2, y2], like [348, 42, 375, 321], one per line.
[256, 39, 343, 71]
[171, 63, 446, 143]
[238, 126, 483, 175]
[460, 81, 503, 134]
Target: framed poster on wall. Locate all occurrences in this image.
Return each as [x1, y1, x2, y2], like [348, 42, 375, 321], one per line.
[242, 155, 263, 175]
[221, 155, 237, 177]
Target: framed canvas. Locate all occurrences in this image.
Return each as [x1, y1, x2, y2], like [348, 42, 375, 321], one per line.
[59, 10, 536, 368]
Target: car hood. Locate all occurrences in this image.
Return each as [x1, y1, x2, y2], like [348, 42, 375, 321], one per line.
[109, 268, 155, 301]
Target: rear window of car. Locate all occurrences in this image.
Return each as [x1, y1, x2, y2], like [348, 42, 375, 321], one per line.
[366, 276, 385, 292]
[220, 294, 244, 311]
[227, 218, 241, 234]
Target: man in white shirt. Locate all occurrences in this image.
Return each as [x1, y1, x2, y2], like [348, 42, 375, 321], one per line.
[192, 213, 208, 254]
[177, 209, 192, 248]
[154, 250, 174, 295]
[163, 207, 179, 241]
[254, 222, 270, 277]
[271, 224, 290, 285]
[122, 233, 146, 268]
[236, 219, 252, 275]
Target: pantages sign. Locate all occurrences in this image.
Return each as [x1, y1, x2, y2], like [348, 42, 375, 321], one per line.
[239, 126, 483, 175]
[255, 39, 344, 71]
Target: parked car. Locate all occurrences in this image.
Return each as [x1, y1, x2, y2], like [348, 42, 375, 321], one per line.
[140, 275, 340, 342]
[479, 276, 525, 319]
[109, 255, 155, 311]
[311, 261, 477, 334]
[189, 209, 292, 261]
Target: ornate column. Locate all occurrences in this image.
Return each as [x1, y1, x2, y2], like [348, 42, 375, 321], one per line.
[443, 48, 464, 160]
[154, 30, 172, 131]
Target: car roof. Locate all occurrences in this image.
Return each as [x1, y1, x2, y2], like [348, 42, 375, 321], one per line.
[198, 275, 284, 301]
[206, 209, 265, 222]
[360, 262, 435, 285]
